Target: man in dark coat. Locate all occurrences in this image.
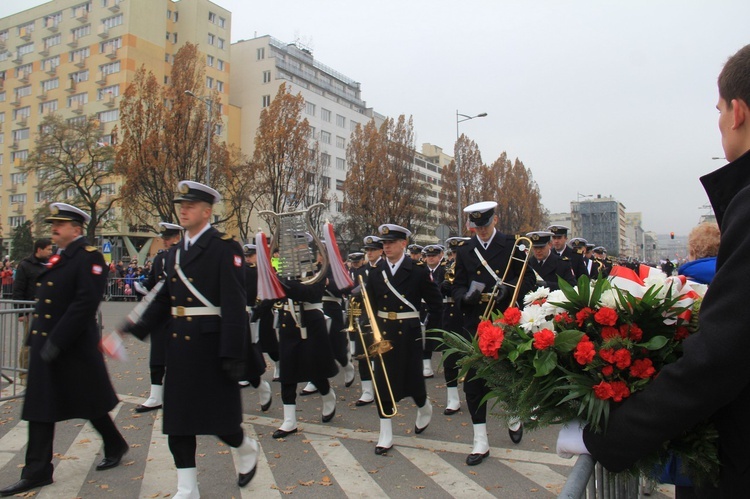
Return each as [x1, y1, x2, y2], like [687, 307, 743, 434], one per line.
[453, 201, 536, 466]
[526, 231, 577, 290]
[421, 244, 445, 379]
[365, 224, 442, 455]
[0, 204, 127, 498]
[556, 44, 750, 497]
[547, 225, 588, 279]
[134, 222, 182, 413]
[121, 181, 259, 496]
[12, 238, 53, 383]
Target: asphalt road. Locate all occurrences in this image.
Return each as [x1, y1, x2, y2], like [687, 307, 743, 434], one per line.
[0, 301, 676, 498]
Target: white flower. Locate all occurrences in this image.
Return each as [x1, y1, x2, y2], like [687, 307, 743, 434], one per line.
[644, 273, 667, 290]
[520, 305, 554, 333]
[599, 289, 620, 309]
[524, 287, 550, 306]
[542, 289, 569, 316]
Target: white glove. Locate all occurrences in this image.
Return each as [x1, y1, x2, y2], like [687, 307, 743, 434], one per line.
[556, 419, 590, 459]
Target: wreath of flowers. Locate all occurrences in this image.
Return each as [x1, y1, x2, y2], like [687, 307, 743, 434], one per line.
[439, 274, 718, 484]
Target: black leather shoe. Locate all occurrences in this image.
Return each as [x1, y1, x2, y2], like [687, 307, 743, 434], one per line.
[345, 378, 355, 388]
[466, 450, 490, 466]
[414, 423, 429, 435]
[260, 398, 272, 412]
[374, 445, 392, 455]
[355, 399, 374, 407]
[299, 388, 318, 396]
[134, 403, 162, 413]
[443, 407, 460, 416]
[0, 477, 53, 497]
[96, 441, 128, 471]
[322, 408, 336, 423]
[238, 464, 257, 487]
[272, 427, 298, 439]
[509, 423, 523, 444]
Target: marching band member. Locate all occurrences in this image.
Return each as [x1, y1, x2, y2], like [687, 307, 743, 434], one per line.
[421, 244, 445, 378]
[526, 231, 577, 290]
[365, 224, 442, 455]
[547, 225, 588, 279]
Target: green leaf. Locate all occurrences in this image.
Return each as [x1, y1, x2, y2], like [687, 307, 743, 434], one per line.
[638, 335, 669, 350]
[554, 329, 585, 352]
[533, 350, 558, 377]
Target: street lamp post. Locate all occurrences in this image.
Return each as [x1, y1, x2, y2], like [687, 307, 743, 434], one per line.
[184, 90, 214, 185]
[455, 110, 487, 234]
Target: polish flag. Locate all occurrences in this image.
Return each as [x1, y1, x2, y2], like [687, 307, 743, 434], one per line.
[255, 231, 285, 300]
[608, 266, 646, 298]
[324, 222, 353, 291]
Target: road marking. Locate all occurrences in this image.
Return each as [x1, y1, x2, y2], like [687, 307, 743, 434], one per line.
[306, 433, 386, 497]
[139, 411, 174, 498]
[236, 418, 281, 498]
[0, 419, 28, 469]
[398, 446, 496, 498]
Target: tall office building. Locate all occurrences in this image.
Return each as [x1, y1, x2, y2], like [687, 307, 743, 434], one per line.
[0, 0, 234, 259]
[570, 194, 627, 256]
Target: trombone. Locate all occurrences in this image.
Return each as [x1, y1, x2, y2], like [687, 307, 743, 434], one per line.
[482, 236, 533, 321]
[356, 275, 398, 418]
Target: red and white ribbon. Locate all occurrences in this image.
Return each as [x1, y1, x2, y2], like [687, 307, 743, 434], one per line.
[324, 222, 353, 291]
[255, 231, 286, 300]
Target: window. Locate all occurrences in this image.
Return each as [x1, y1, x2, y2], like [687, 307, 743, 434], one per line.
[10, 194, 27, 204]
[0, 153, 3, 165]
[206, 55, 214, 67]
[12, 129, 29, 142]
[70, 2, 91, 17]
[257, 47, 265, 60]
[336, 201, 344, 212]
[14, 107, 31, 120]
[69, 47, 90, 62]
[218, 17, 226, 28]
[216, 80, 224, 92]
[174, 11, 178, 22]
[336, 157, 346, 171]
[100, 37, 121, 53]
[68, 92, 88, 106]
[42, 56, 61, 71]
[216, 59, 224, 71]
[167, 9, 172, 19]
[45, 12, 62, 28]
[98, 109, 119, 123]
[350, 120, 359, 132]
[336, 114, 346, 127]
[99, 61, 120, 75]
[208, 12, 216, 23]
[305, 101, 315, 116]
[262, 95, 271, 107]
[44, 33, 62, 49]
[320, 130, 331, 144]
[16, 64, 33, 77]
[67, 115, 87, 126]
[206, 76, 213, 89]
[172, 33, 177, 43]
[8, 216, 26, 228]
[336, 179, 344, 191]
[41, 78, 59, 92]
[217, 38, 225, 49]
[166, 31, 170, 40]
[97, 84, 119, 99]
[36, 191, 53, 203]
[15, 86, 32, 99]
[0, 92, 4, 102]
[18, 22, 35, 35]
[263, 70, 271, 83]
[321, 176, 331, 189]
[72, 24, 91, 39]
[321, 108, 331, 122]
[11, 172, 28, 184]
[18, 43, 35, 56]
[320, 153, 331, 167]
[39, 100, 58, 114]
[336, 136, 346, 149]
[102, 14, 123, 29]
[207, 33, 215, 45]
[70, 69, 89, 82]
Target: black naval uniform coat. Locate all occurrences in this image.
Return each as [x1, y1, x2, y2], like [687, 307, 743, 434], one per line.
[243, 263, 266, 379]
[365, 257, 442, 401]
[529, 251, 577, 290]
[322, 269, 349, 366]
[278, 278, 338, 383]
[126, 227, 246, 436]
[556, 245, 588, 280]
[22, 237, 119, 423]
[582, 150, 750, 496]
[142, 248, 171, 367]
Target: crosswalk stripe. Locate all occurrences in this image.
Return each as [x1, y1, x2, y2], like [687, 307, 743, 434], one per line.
[36, 404, 123, 499]
[398, 446, 496, 498]
[138, 411, 174, 498]
[501, 460, 569, 495]
[0, 419, 28, 470]
[235, 418, 281, 498]
[306, 433, 387, 497]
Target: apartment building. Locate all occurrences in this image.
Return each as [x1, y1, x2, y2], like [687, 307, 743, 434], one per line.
[0, 0, 235, 259]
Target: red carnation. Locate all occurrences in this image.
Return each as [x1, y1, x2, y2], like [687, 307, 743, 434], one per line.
[576, 307, 594, 327]
[599, 348, 616, 364]
[601, 326, 620, 340]
[594, 307, 618, 326]
[574, 335, 596, 365]
[533, 329, 556, 350]
[620, 323, 643, 341]
[477, 320, 504, 359]
[613, 348, 632, 369]
[501, 307, 522, 326]
[554, 312, 574, 326]
[610, 381, 631, 402]
[601, 365, 614, 377]
[674, 326, 690, 341]
[630, 358, 656, 379]
[593, 381, 614, 400]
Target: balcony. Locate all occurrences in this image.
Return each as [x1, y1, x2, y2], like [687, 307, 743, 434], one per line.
[96, 71, 107, 85]
[7, 184, 17, 193]
[16, 117, 28, 127]
[65, 79, 76, 92]
[98, 25, 109, 38]
[9, 140, 19, 150]
[45, 20, 59, 33]
[19, 28, 32, 41]
[10, 97, 21, 107]
[72, 101, 85, 114]
[37, 91, 48, 100]
[76, 8, 88, 23]
[103, 93, 116, 107]
[12, 52, 23, 64]
[19, 71, 30, 83]
[14, 203, 25, 214]
[39, 47, 49, 57]
[73, 55, 86, 68]
[104, 46, 117, 59]
[68, 33, 78, 47]
[109, 3, 121, 12]
[0, 39, 5, 51]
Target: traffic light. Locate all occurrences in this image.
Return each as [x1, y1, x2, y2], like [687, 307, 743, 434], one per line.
[670, 232, 675, 239]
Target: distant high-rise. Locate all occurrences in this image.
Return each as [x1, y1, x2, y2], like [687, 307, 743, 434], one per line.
[571, 195, 627, 256]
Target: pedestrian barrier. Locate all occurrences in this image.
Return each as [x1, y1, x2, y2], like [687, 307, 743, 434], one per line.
[105, 277, 143, 301]
[0, 299, 35, 401]
[558, 454, 647, 498]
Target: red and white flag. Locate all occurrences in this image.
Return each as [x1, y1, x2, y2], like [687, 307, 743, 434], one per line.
[608, 266, 646, 298]
[255, 231, 286, 300]
[324, 222, 353, 291]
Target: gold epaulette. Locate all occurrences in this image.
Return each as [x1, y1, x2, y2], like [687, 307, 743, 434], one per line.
[440, 260, 447, 267]
[85, 246, 98, 252]
[415, 261, 425, 266]
[220, 233, 233, 241]
[561, 256, 569, 261]
[249, 263, 257, 268]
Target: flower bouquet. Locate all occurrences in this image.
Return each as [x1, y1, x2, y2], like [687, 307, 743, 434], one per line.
[440, 273, 719, 484]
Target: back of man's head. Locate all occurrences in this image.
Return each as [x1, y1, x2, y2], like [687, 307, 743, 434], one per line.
[719, 44, 750, 106]
[34, 238, 52, 254]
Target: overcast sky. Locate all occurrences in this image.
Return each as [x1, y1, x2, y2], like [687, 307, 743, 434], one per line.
[5, 1, 750, 236]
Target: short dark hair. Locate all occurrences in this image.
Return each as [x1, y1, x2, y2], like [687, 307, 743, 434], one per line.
[34, 238, 52, 252]
[718, 44, 750, 108]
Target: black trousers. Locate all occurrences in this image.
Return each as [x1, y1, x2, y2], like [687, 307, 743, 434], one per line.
[168, 430, 244, 469]
[464, 372, 488, 424]
[23, 415, 124, 480]
[281, 379, 329, 405]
